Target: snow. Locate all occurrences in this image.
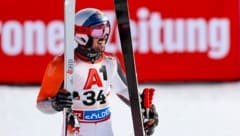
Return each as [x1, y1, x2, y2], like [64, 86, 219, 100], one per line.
[1, 82, 240, 136]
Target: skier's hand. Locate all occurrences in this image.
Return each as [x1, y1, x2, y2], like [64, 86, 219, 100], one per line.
[143, 104, 158, 135]
[51, 89, 73, 111]
[141, 88, 159, 135]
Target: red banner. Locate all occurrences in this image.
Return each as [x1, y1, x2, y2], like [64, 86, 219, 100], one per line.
[0, 0, 239, 84]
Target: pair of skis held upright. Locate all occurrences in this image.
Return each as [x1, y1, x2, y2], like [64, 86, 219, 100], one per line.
[63, 0, 151, 135]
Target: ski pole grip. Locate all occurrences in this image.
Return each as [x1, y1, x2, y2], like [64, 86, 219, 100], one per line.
[143, 88, 155, 108]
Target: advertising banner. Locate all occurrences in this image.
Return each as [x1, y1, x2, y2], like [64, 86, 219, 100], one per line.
[0, 0, 239, 84]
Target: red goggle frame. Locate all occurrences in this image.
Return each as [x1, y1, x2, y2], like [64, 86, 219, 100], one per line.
[75, 23, 110, 39]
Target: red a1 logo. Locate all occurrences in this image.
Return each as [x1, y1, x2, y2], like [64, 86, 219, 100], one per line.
[84, 68, 103, 89]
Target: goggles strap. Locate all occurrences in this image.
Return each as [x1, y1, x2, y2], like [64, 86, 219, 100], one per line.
[75, 26, 91, 35]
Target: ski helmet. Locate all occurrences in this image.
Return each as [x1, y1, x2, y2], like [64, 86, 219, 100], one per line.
[74, 8, 111, 62]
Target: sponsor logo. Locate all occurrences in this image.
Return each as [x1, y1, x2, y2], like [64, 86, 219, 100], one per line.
[0, 7, 230, 59]
[66, 59, 74, 74]
[74, 107, 111, 121]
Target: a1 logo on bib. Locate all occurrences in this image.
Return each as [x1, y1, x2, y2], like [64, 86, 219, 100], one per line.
[84, 65, 107, 89]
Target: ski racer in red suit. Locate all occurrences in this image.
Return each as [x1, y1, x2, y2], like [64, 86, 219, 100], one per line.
[36, 8, 158, 136]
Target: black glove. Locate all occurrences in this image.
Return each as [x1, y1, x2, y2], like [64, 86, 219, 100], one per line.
[51, 90, 73, 111]
[140, 88, 159, 136]
[143, 104, 159, 136]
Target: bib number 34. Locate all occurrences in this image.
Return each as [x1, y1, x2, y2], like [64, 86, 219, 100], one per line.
[83, 90, 106, 106]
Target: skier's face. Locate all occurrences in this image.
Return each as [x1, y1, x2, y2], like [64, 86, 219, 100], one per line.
[90, 22, 110, 52]
[92, 35, 108, 52]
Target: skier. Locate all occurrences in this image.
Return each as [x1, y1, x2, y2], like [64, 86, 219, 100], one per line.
[36, 8, 158, 136]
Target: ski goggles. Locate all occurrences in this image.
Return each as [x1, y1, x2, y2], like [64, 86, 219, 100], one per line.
[75, 22, 110, 39]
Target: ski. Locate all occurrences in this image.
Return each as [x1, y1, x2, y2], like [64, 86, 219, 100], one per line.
[63, 0, 76, 136]
[113, 0, 145, 136]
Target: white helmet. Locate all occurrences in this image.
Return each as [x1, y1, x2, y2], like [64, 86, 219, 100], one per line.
[74, 8, 111, 62]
